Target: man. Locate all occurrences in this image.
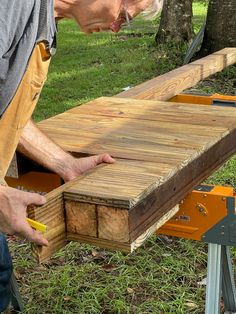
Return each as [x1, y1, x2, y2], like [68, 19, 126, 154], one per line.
[0, 0, 162, 310]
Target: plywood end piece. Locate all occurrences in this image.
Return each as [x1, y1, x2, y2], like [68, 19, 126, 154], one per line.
[130, 205, 179, 252]
[28, 191, 67, 263]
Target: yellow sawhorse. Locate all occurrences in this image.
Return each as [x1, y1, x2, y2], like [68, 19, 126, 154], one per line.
[157, 93, 236, 314]
[158, 184, 236, 314]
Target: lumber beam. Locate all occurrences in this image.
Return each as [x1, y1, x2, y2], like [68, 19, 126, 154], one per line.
[115, 48, 236, 100]
[66, 204, 179, 252]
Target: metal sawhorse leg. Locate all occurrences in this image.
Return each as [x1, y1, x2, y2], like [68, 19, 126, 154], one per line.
[205, 243, 236, 314]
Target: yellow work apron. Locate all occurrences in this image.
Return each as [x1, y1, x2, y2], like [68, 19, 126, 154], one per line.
[0, 43, 51, 182]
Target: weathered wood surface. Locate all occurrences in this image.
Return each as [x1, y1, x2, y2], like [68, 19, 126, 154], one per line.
[116, 48, 236, 100]
[33, 96, 236, 259]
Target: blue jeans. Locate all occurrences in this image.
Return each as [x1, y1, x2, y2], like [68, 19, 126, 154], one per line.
[0, 234, 12, 311]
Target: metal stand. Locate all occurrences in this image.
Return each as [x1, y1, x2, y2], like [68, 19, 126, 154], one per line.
[205, 244, 236, 314]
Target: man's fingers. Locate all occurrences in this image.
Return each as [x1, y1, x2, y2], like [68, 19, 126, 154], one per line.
[22, 192, 46, 207]
[96, 153, 115, 165]
[16, 220, 48, 246]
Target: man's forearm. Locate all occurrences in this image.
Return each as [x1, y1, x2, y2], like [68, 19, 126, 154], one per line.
[18, 119, 76, 180]
[18, 120, 115, 182]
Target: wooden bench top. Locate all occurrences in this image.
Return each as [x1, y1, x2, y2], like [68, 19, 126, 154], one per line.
[29, 96, 236, 262]
[38, 95, 236, 206]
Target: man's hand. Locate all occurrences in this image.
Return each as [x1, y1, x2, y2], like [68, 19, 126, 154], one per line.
[19, 120, 115, 182]
[62, 153, 115, 182]
[0, 186, 48, 246]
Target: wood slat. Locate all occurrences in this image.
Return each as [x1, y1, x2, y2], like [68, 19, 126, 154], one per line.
[64, 159, 178, 208]
[129, 128, 236, 240]
[68, 97, 236, 127]
[115, 48, 236, 100]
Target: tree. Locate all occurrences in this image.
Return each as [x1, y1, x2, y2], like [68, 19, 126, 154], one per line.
[197, 0, 236, 57]
[155, 0, 194, 44]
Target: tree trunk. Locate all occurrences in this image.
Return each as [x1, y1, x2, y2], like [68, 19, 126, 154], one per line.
[155, 0, 194, 44]
[197, 0, 236, 57]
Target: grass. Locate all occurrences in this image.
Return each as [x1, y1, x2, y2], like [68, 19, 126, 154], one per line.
[9, 1, 236, 313]
[10, 238, 207, 313]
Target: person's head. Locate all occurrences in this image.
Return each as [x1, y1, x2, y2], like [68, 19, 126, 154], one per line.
[54, 0, 163, 34]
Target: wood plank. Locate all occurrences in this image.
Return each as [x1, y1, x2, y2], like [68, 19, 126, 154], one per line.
[39, 100, 236, 166]
[67, 233, 131, 252]
[68, 97, 236, 127]
[28, 193, 66, 263]
[97, 206, 129, 242]
[130, 205, 179, 251]
[115, 48, 236, 100]
[64, 159, 175, 208]
[66, 201, 97, 237]
[34, 96, 236, 258]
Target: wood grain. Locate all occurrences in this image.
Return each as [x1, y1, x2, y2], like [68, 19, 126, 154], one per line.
[66, 201, 97, 237]
[97, 206, 129, 242]
[29, 193, 66, 263]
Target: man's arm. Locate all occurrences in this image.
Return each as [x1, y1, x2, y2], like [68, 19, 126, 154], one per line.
[0, 119, 114, 245]
[18, 119, 115, 181]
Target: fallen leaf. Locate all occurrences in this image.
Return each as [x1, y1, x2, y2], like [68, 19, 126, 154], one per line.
[46, 257, 65, 266]
[35, 266, 47, 272]
[102, 263, 118, 272]
[185, 302, 197, 309]
[127, 288, 135, 294]
[63, 296, 71, 301]
[91, 250, 105, 260]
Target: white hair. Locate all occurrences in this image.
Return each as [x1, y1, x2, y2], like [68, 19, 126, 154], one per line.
[142, 0, 164, 19]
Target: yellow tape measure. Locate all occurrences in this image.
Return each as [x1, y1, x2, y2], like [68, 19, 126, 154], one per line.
[27, 218, 47, 233]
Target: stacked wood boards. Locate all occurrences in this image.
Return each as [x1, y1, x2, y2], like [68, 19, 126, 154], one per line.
[32, 96, 236, 262]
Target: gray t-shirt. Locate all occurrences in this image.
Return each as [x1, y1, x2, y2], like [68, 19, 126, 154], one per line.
[0, 0, 56, 116]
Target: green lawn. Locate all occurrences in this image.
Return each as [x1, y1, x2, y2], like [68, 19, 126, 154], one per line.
[10, 1, 236, 313]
